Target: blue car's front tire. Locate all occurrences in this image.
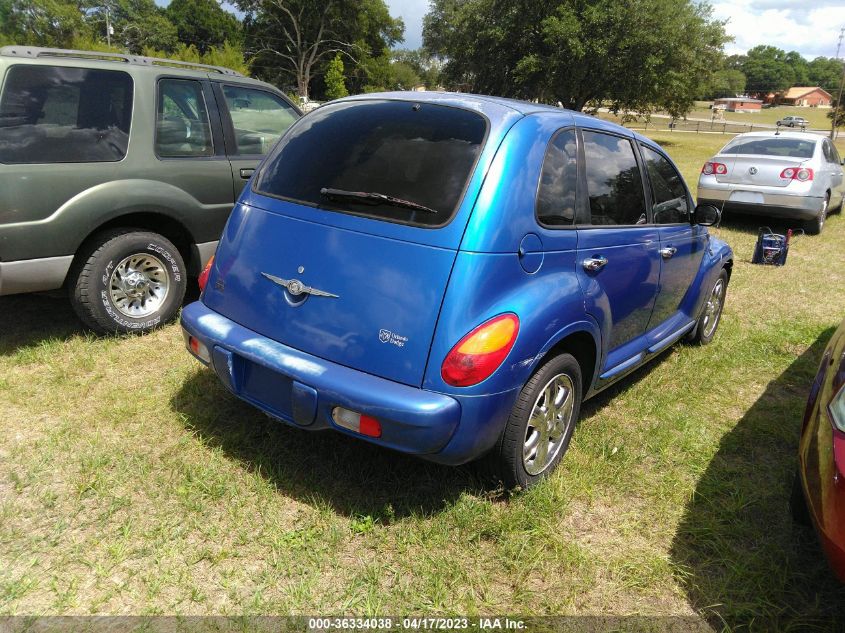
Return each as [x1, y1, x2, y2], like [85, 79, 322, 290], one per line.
[486, 353, 582, 490]
[688, 269, 728, 346]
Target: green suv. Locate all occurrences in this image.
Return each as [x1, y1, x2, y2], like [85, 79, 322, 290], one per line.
[0, 46, 300, 333]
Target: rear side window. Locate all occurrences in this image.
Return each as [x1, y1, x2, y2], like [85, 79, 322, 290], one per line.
[822, 139, 840, 164]
[582, 130, 647, 226]
[0, 65, 132, 164]
[254, 100, 487, 227]
[721, 137, 816, 159]
[641, 146, 689, 224]
[222, 85, 298, 156]
[536, 129, 578, 227]
[156, 79, 213, 158]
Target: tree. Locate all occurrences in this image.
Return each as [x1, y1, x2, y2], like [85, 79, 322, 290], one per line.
[785, 50, 809, 86]
[237, 0, 403, 100]
[809, 57, 845, 93]
[423, 0, 728, 117]
[324, 52, 348, 99]
[392, 48, 443, 88]
[86, 0, 178, 54]
[1, 0, 91, 48]
[166, 0, 241, 54]
[741, 45, 794, 93]
[143, 41, 250, 75]
[830, 99, 845, 139]
[707, 69, 746, 98]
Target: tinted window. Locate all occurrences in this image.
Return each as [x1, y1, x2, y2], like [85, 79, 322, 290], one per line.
[222, 85, 298, 155]
[582, 131, 646, 226]
[536, 129, 578, 226]
[822, 139, 838, 164]
[642, 146, 689, 224]
[721, 137, 816, 159]
[0, 65, 132, 164]
[255, 100, 487, 227]
[156, 79, 213, 158]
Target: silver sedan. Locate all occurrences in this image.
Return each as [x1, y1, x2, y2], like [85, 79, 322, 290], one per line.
[697, 131, 845, 234]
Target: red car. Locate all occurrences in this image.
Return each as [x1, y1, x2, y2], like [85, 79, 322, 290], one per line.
[794, 318, 845, 581]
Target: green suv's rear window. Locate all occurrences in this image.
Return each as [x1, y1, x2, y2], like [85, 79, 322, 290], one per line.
[0, 65, 133, 164]
[254, 100, 487, 227]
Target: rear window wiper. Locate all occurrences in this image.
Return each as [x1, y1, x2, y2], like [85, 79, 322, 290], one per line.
[320, 187, 438, 214]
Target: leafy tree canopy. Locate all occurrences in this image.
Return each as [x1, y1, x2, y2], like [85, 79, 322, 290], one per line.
[423, 0, 729, 117]
[165, 0, 241, 54]
[392, 48, 443, 88]
[324, 52, 349, 99]
[741, 45, 796, 92]
[1, 0, 91, 48]
[237, 0, 403, 99]
[809, 57, 845, 93]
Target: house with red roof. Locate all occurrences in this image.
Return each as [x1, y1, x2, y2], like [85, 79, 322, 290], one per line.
[779, 87, 833, 107]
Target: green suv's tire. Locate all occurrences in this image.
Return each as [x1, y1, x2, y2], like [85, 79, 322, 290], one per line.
[484, 353, 582, 491]
[70, 229, 186, 334]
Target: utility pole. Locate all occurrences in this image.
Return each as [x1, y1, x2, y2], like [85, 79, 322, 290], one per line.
[105, 1, 112, 48]
[831, 27, 845, 140]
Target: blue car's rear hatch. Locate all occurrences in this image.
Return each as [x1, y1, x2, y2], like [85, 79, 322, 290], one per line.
[202, 98, 500, 387]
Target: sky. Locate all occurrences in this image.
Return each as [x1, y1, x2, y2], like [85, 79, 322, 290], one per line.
[709, 0, 845, 59]
[161, 0, 845, 60]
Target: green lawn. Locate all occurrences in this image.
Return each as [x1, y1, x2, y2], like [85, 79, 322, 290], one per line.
[685, 103, 835, 130]
[2, 133, 845, 628]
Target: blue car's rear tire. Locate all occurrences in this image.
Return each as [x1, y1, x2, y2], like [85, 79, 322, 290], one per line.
[485, 353, 582, 491]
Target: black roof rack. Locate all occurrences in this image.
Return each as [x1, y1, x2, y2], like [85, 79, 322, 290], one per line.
[0, 46, 243, 76]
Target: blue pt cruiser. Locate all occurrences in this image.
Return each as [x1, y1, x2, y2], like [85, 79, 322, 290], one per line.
[181, 92, 733, 489]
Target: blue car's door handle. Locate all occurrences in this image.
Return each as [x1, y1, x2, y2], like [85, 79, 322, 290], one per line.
[582, 256, 608, 272]
[660, 247, 677, 259]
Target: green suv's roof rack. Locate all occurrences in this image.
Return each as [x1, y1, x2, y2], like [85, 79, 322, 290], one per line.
[0, 46, 244, 77]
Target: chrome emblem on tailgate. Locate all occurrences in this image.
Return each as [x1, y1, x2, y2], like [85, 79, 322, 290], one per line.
[261, 272, 339, 298]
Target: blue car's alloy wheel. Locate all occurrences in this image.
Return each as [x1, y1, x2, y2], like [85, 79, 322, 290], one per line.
[488, 353, 582, 490]
[689, 269, 728, 346]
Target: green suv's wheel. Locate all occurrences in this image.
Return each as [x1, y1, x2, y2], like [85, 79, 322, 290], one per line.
[487, 353, 582, 490]
[71, 229, 186, 334]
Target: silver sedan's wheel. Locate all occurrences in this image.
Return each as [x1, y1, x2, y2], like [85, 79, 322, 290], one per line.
[817, 197, 828, 233]
[109, 253, 170, 318]
[523, 373, 576, 476]
[806, 195, 829, 235]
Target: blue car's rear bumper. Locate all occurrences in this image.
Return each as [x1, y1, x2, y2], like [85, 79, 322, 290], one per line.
[181, 301, 517, 465]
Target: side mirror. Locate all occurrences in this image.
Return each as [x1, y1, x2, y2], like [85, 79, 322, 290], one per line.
[693, 204, 721, 227]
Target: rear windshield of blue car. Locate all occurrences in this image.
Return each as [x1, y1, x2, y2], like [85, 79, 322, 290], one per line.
[720, 137, 816, 159]
[253, 100, 487, 227]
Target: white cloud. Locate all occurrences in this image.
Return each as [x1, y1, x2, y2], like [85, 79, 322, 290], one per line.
[386, 0, 427, 49]
[711, 0, 845, 59]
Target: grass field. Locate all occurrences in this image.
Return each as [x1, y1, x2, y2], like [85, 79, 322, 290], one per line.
[685, 103, 835, 130]
[2, 132, 845, 628]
